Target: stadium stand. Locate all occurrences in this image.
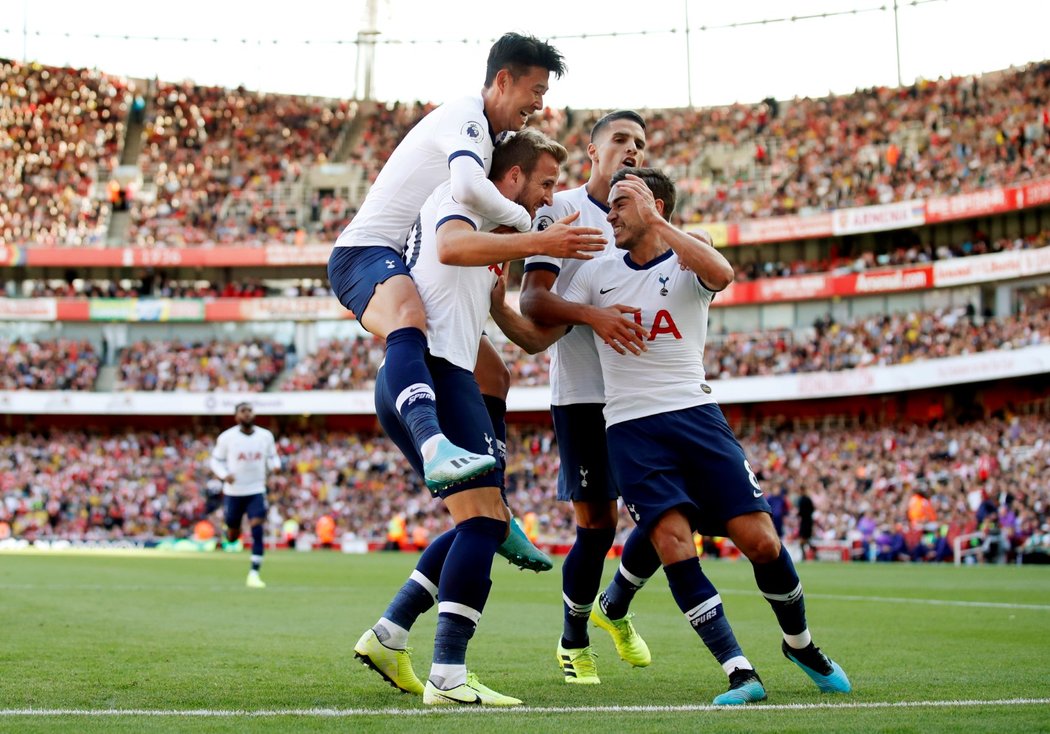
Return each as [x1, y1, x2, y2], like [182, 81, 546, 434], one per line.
[1, 414, 1046, 563]
[4, 59, 1048, 245]
[114, 338, 287, 392]
[2, 56, 1048, 569]
[0, 338, 100, 390]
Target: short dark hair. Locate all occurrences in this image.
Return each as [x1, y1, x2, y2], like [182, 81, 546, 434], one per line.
[610, 167, 676, 222]
[490, 128, 568, 180]
[484, 33, 566, 87]
[590, 110, 646, 142]
[234, 402, 252, 413]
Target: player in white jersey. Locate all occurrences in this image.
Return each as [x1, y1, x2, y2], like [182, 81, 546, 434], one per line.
[328, 33, 566, 497]
[355, 129, 602, 707]
[562, 167, 852, 704]
[209, 403, 282, 589]
[519, 111, 660, 684]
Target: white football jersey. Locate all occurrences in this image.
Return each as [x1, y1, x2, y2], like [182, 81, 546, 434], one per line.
[335, 95, 495, 252]
[403, 180, 500, 372]
[524, 185, 617, 405]
[210, 426, 280, 497]
[562, 249, 718, 426]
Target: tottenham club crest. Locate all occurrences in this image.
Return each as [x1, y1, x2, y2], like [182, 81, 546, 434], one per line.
[536, 214, 554, 231]
[658, 274, 670, 296]
[461, 120, 484, 142]
[579, 466, 589, 488]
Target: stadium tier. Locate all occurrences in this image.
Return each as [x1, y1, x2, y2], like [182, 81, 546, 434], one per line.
[2, 58, 1049, 248]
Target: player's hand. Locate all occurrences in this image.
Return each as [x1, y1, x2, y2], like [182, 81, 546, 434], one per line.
[489, 261, 511, 313]
[588, 304, 649, 355]
[491, 224, 517, 235]
[225, 474, 236, 484]
[536, 210, 606, 260]
[613, 175, 662, 226]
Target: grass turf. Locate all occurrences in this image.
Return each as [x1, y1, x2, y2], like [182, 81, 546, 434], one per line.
[1, 550, 1047, 733]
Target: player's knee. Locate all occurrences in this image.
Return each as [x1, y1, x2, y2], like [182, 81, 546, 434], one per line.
[396, 301, 427, 331]
[743, 532, 782, 564]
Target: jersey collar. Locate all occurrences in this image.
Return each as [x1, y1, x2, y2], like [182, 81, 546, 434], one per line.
[585, 190, 610, 213]
[481, 107, 499, 146]
[624, 248, 674, 270]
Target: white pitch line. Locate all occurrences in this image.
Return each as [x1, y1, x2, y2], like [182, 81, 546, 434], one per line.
[718, 587, 1050, 612]
[2, 583, 1049, 611]
[2, 698, 1049, 717]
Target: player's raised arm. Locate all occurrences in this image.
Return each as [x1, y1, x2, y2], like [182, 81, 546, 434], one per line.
[613, 174, 734, 291]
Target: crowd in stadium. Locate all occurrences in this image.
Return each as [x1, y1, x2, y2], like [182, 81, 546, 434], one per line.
[0, 59, 129, 247]
[2, 416, 1047, 563]
[0, 338, 99, 390]
[6, 301, 1047, 392]
[114, 338, 287, 392]
[281, 336, 384, 391]
[3, 58, 1048, 247]
[126, 80, 353, 248]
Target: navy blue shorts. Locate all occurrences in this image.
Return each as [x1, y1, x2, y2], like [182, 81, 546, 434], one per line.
[606, 403, 771, 536]
[375, 354, 505, 499]
[328, 245, 412, 321]
[552, 403, 617, 503]
[223, 493, 267, 528]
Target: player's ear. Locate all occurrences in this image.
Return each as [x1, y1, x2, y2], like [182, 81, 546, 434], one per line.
[495, 68, 510, 93]
[586, 142, 598, 163]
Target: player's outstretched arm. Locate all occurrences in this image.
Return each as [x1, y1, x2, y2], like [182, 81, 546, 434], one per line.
[489, 262, 566, 354]
[520, 270, 649, 354]
[437, 213, 605, 268]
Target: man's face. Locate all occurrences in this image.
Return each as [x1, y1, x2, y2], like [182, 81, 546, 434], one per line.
[589, 119, 646, 185]
[607, 180, 645, 250]
[515, 153, 560, 218]
[490, 66, 550, 133]
[236, 405, 255, 428]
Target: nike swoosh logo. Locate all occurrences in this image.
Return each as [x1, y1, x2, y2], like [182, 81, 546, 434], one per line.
[753, 490, 764, 498]
[436, 691, 481, 704]
[599, 287, 617, 294]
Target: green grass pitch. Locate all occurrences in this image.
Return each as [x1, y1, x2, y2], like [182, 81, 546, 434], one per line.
[1, 550, 1048, 733]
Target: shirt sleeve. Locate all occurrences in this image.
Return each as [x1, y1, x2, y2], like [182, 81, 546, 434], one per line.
[448, 156, 531, 231]
[435, 185, 483, 232]
[524, 197, 573, 275]
[209, 432, 229, 479]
